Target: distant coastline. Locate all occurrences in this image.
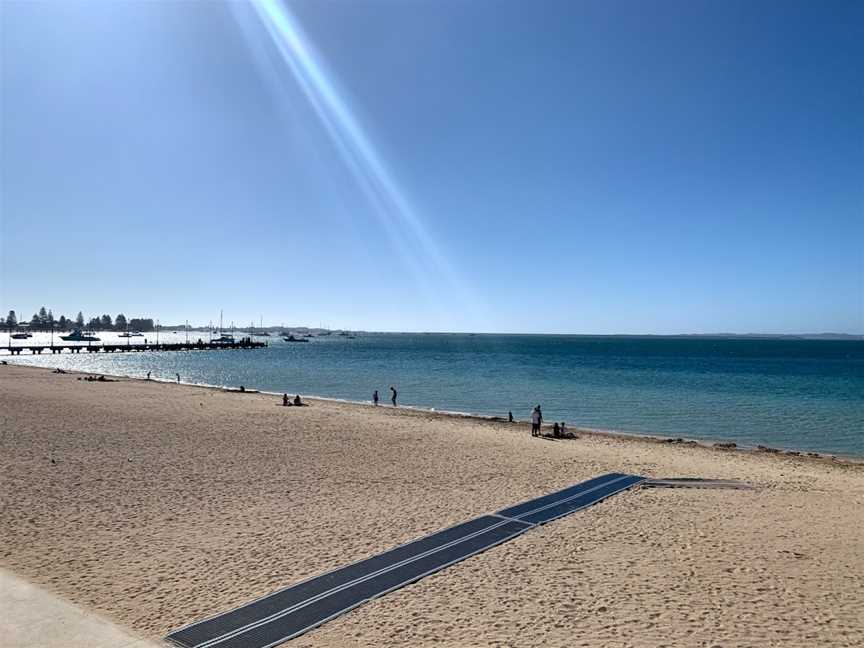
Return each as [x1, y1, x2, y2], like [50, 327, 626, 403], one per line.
[366, 332, 864, 340]
[104, 329, 864, 340]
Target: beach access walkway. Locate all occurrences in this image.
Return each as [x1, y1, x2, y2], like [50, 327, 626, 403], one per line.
[0, 567, 161, 648]
[167, 473, 645, 648]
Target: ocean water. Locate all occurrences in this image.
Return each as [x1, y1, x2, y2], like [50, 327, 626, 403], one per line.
[4, 333, 862, 456]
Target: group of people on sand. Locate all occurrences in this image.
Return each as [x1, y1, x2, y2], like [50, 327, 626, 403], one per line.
[47, 363, 571, 439]
[514, 405, 569, 438]
[279, 386, 399, 409]
[372, 386, 398, 407]
[271, 386, 570, 439]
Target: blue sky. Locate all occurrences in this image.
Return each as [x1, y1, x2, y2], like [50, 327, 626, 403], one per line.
[1, 0, 861, 333]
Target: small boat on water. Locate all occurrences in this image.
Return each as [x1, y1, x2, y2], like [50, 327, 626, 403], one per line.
[60, 329, 100, 342]
[210, 309, 235, 344]
[118, 331, 144, 338]
[283, 335, 308, 343]
[11, 332, 32, 339]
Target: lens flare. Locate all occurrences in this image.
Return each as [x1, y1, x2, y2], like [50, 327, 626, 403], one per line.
[246, 0, 481, 324]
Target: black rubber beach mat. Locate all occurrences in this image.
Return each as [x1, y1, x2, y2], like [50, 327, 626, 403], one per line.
[166, 472, 645, 648]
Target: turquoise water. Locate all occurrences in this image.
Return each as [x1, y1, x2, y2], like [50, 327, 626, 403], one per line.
[6, 334, 863, 456]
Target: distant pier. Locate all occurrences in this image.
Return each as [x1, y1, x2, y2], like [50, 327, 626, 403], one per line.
[4, 339, 267, 355]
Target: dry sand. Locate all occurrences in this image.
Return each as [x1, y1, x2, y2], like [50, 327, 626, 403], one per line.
[1, 363, 862, 647]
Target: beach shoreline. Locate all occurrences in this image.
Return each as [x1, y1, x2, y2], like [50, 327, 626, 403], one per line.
[4, 359, 862, 466]
[2, 363, 863, 647]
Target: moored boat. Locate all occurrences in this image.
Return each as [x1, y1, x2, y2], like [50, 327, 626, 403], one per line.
[60, 329, 100, 342]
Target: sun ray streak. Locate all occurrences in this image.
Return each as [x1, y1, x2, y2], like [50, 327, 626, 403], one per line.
[248, 0, 482, 323]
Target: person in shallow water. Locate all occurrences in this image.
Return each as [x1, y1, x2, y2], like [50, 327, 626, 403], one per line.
[373, 390, 379, 406]
[390, 386, 398, 406]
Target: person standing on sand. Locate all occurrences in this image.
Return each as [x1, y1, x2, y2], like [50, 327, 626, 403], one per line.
[176, 373, 180, 383]
[146, 371, 151, 380]
[390, 386, 398, 407]
[531, 405, 542, 437]
[373, 390, 379, 406]
[508, 411, 514, 423]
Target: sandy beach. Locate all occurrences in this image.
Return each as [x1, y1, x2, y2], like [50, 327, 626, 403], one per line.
[1, 363, 862, 647]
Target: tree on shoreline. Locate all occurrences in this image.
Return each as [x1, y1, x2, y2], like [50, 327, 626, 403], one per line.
[129, 318, 155, 332]
[5, 308, 157, 332]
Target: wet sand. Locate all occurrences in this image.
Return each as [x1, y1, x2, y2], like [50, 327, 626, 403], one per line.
[1, 364, 862, 647]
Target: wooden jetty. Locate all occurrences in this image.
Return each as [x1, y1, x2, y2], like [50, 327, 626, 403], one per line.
[5, 339, 267, 355]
